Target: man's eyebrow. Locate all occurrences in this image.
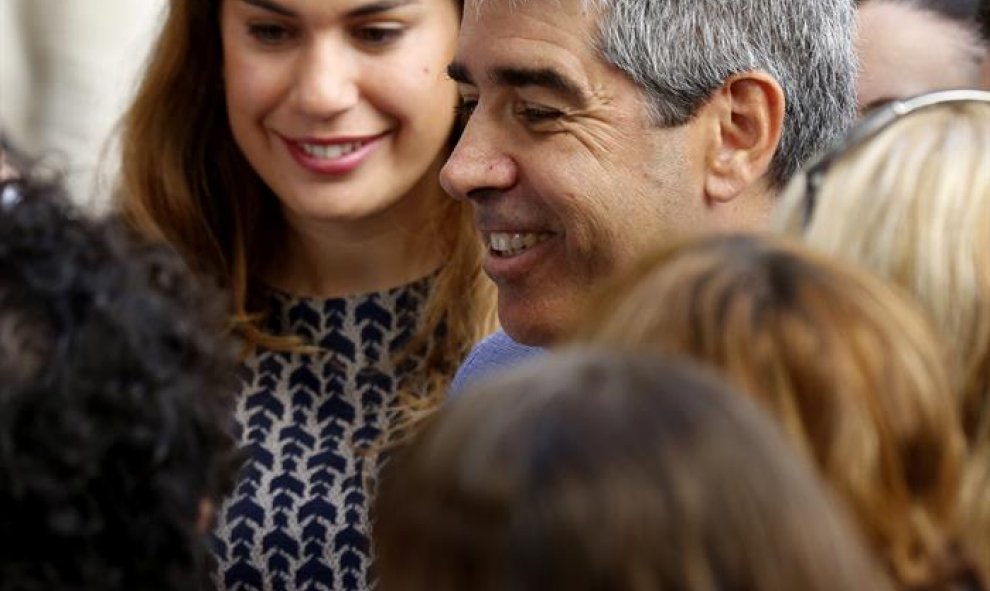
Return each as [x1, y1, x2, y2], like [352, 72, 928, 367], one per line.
[239, 0, 297, 18]
[447, 61, 473, 85]
[447, 62, 587, 106]
[492, 66, 587, 105]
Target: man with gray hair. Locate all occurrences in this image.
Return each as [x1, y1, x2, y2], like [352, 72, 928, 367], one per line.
[446, 0, 857, 391]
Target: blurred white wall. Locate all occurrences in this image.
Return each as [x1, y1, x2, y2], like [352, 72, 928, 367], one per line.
[0, 0, 165, 212]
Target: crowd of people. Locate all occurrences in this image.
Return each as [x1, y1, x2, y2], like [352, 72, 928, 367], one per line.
[1, 0, 989, 590]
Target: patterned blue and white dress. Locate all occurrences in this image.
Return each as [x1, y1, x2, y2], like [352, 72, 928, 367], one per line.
[212, 277, 432, 591]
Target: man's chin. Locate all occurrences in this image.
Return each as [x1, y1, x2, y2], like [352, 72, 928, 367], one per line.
[498, 298, 567, 347]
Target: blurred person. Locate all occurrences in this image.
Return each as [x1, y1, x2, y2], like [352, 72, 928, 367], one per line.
[0, 176, 240, 590]
[375, 350, 894, 591]
[0, 0, 165, 210]
[445, 0, 858, 391]
[573, 235, 981, 590]
[117, 0, 496, 588]
[855, 0, 988, 111]
[776, 88, 990, 582]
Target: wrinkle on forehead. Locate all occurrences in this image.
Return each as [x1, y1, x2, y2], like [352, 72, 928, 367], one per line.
[456, 0, 605, 91]
[463, 0, 601, 22]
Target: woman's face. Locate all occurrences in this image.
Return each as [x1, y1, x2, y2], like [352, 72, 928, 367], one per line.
[220, 0, 460, 223]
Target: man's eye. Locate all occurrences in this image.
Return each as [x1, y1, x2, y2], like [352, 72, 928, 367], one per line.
[518, 104, 563, 123]
[353, 26, 405, 46]
[248, 23, 296, 45]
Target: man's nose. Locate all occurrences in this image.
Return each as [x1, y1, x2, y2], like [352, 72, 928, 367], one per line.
[440, 113, 518, 201]
[292, 39, 359, 119]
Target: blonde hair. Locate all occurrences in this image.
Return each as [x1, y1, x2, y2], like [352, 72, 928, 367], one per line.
[572, 234, 972, 590]
[116, 1, 496, 428]
[775, 99, 990, 578]
[375, 350, 893, 591]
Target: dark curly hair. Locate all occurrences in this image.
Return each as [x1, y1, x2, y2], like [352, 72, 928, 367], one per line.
[0, 177, 242, 590]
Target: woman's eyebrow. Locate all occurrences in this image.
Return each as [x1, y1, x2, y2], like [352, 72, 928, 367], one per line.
[347, 0, 417, 19]
[240, 0, 297, 18]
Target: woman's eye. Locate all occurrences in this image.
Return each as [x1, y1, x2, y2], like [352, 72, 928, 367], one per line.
[353, 26, 404, 46]
[248, 23, 296, 45]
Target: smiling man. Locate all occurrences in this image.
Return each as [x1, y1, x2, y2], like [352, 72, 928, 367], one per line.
[445, 0, 857, 392]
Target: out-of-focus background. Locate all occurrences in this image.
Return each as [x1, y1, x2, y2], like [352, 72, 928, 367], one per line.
[0, 0, 165, 212]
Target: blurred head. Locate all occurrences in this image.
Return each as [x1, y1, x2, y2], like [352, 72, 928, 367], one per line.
[777, 90, 990, 447]
[856, 0, 988, 112]
[573, 234, 970, 589]
[0, 178, 241, 590]
[440, 0, 856, 345]
[375, 350, 892, 591]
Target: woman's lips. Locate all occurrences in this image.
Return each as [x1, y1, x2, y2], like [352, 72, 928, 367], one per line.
[280, 132, 389, 175]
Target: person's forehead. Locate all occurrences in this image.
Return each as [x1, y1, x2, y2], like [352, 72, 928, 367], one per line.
[857, 2, 978, 101]
[460, 0, 599, 43]
[858, 2, 975, 68]
[455, 0, 604, 80]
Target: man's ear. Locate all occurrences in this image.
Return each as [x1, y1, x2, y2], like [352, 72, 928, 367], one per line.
[700, 71, 785, 204]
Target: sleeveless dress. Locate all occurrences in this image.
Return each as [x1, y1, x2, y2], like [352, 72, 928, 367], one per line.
[212, 276, 433, 591]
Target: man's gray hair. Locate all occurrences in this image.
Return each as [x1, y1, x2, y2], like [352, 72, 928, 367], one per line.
[596, 0, 857, 188]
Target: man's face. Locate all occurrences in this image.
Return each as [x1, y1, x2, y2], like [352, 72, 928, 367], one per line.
[441, 0, 709, 345]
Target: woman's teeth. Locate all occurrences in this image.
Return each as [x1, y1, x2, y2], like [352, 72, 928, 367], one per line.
[489, 233, 551, 257]
[300, 141, 365, 160]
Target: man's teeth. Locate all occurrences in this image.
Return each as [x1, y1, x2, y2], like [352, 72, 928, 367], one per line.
[489, 233, 549, 256]
[300, 141, 365, 159]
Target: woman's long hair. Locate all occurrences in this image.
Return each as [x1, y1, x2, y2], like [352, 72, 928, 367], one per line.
[117, 0, 495, 431]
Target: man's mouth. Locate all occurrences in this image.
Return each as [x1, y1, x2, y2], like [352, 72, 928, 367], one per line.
[487, 232, 553, 257]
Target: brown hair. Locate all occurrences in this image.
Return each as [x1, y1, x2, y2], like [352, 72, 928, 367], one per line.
[116, 0, 495, 424]
[775, 98, 990, 579]
[572, 234, 974, 590]
[374, 349, 893, 591]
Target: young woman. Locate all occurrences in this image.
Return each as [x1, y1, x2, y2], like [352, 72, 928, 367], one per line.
[117, 0, 495, 589]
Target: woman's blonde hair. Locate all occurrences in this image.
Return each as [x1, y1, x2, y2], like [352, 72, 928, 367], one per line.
[775, 96, 990, 578]
[375, 350, 893, 591]
[572, 234, 973, 590]
[116, 0, 495, 426]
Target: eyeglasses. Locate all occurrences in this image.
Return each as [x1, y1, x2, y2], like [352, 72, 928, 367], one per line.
[801, 88, 990, 228]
